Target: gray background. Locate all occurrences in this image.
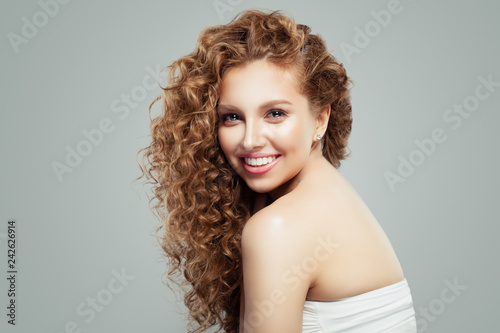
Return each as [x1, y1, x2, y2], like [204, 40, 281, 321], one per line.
[1, 0, 498, 332]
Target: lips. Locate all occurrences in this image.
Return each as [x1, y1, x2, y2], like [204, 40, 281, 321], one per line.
[241, 155, 281, 174]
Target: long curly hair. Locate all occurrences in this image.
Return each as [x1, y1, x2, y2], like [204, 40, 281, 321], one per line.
[137, 9, 352, 333]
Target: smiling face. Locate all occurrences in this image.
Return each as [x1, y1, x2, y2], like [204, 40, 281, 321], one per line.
[217, 59, 321, 199]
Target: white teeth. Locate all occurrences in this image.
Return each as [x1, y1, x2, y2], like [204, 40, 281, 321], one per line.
[244, 156, 277, 167]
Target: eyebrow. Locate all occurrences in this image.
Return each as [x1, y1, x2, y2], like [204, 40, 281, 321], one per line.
[217, 99, 292, 112]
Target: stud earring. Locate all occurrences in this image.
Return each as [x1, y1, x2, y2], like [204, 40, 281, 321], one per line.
[316, 134, 322, 140]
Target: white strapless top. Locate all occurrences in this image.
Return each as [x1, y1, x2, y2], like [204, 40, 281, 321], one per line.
[302, 278, 417, 332]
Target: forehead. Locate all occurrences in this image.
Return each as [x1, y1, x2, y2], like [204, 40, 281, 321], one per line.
[218, 60, 303, 105]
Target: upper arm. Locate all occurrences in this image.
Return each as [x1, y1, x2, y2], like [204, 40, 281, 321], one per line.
[240, 211, 314, 333]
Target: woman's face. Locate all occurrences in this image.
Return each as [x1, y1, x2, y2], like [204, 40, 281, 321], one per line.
[217, 59, 319, 198]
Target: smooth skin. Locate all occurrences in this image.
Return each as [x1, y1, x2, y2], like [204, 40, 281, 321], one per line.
[217, 59, 404, 333]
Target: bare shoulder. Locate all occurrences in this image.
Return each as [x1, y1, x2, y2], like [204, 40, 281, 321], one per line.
[242, 188, 323, 236]
[241, 191, 330, 274]
[241, 198, 304, 250]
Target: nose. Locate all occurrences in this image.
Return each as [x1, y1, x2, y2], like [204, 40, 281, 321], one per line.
[242, 119, 265, 151]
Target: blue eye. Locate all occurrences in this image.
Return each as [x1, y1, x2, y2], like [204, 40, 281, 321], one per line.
[268, 110, 286, 118]
[220, 113, 240, 122]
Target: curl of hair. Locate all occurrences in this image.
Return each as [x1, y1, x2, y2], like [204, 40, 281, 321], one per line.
[137, 9, 352, 333]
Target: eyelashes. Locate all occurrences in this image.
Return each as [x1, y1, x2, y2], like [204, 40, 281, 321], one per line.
[267, 110, 286, 118]
[219, 109, 288, 123]
[220, 113, 240, 122]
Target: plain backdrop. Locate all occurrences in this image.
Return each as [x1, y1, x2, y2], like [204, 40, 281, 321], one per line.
[1, 0, 499, 332]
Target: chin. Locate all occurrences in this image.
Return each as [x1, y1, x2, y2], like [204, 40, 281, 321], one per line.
[244, 179, 278, 194]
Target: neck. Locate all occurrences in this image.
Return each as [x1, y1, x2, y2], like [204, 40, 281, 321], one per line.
[268, 142, 326, 201]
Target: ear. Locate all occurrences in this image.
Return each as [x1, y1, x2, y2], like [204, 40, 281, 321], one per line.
[315, 105, 331, 137]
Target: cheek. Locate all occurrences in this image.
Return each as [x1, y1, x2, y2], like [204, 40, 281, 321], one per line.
[218, 127, 237, 158]
[269, 120, 313, 152]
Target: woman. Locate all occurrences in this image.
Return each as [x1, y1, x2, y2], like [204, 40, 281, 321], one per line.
[138, 9, 417, 333]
